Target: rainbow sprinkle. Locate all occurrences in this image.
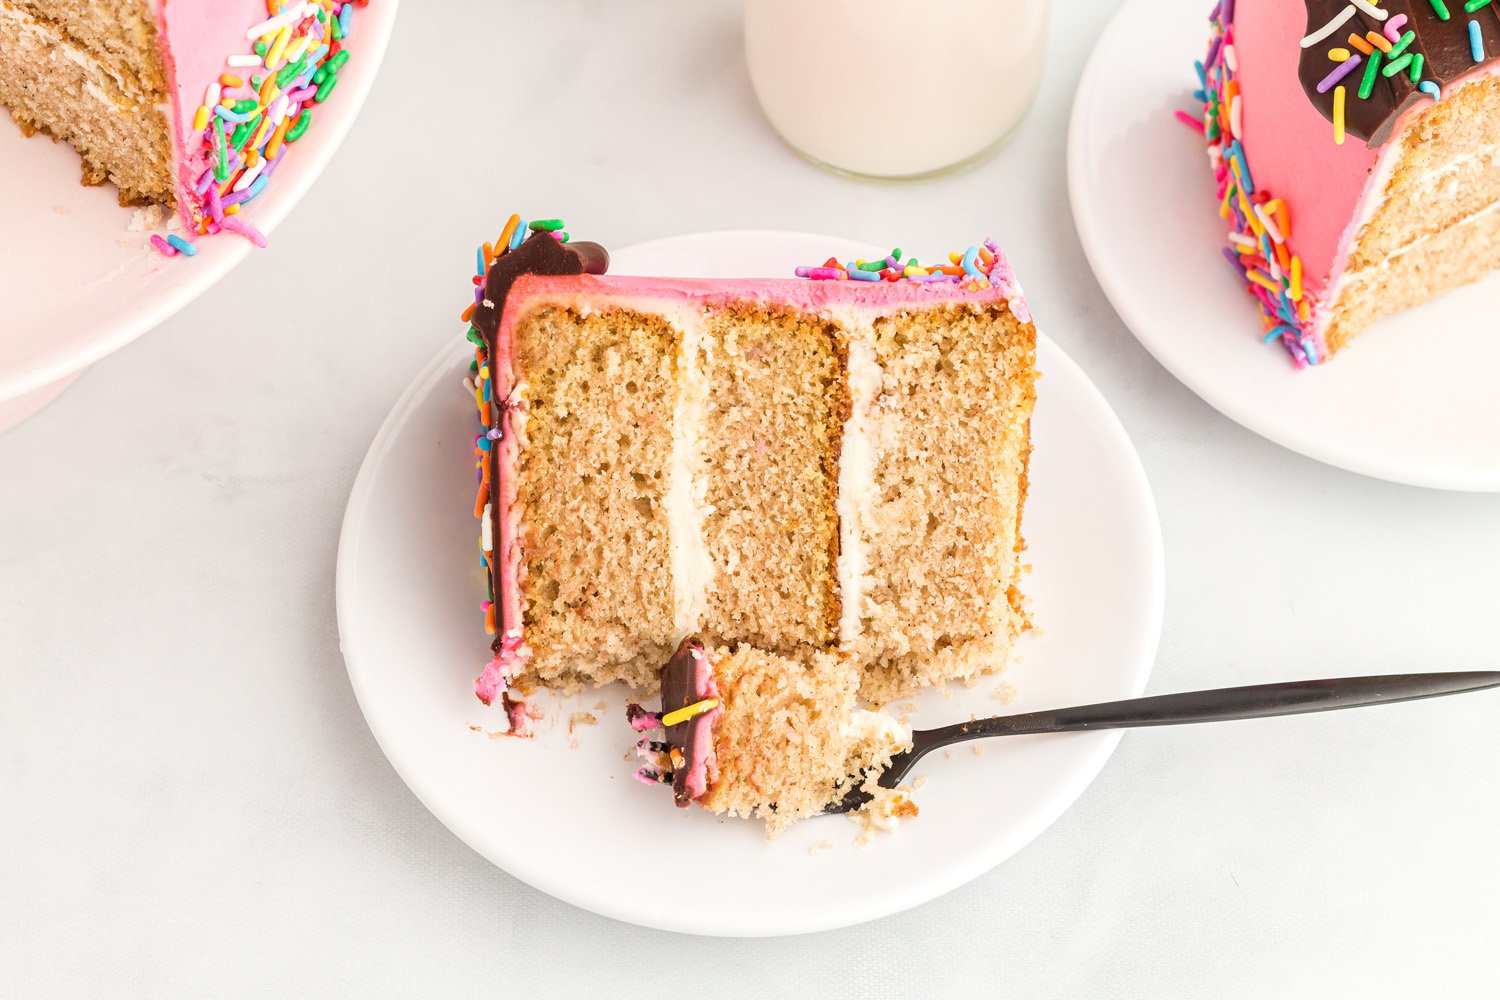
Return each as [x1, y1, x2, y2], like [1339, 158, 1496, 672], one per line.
[464, 213, 573, 732]
[1193, 1, 1321, 366]
[793, 240, 1032, 322]
[152, 0, 368, 259]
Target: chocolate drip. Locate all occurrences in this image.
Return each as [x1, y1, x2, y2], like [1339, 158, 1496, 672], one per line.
[1297, 1, 1500, 147]
[659, 637, 714, 808]
[483, 231, 609, 654]
[473, 232, 609, 341]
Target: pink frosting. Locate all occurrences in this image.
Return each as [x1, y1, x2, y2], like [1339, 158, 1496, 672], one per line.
[1232, 0, 1382, 286]
[153, 0, 278, 227]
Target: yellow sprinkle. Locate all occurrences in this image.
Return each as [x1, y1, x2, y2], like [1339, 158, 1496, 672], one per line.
[1290, 256, 1304, 301]
[193, 105, 210, 131]
[1328, 47, 1351, 62]
[225, 204, 240, 216]
[903, 265, 929, 278]
[660, 698, 720, 728]
[1246, 268, 1280, 293]
[1333, 85, 1346, 146]
[265, 24, 293, 69]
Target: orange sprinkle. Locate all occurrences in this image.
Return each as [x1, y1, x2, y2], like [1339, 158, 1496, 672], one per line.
[220, 74, 244, 88]
[1298, 298, 1311, 323]
[264, 117, 292, 161]
[474, 483, 489, 520]
[259, 76, 279, 103]
[484, 604, 497, 635]
[977, 245, 996, 266]
[1367, 31, 1392, 53]
[461, 302, 476, 323]
[1347, 32, 1374, 55]
[496, 214, 521, 257]
[1290, 256, 1304, 302]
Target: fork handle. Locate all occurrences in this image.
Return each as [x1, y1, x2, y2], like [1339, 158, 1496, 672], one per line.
[899, 672, 1500, 778]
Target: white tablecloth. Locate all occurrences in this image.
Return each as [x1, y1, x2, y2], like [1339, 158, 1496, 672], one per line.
[4, 1, 1498, 995]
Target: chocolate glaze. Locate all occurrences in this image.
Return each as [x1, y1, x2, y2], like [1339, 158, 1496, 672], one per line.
[659, 636, 715, 808]
[1297, 1, 1500, 146]
[473, 232, 609, 341]
[482, 231, 609, 654]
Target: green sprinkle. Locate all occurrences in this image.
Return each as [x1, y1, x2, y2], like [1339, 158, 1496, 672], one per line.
[213, 118, 228, 180]
[1383, 52, 1414, 77]
[331, 17, 343, 40]
[528, 219, 565, 232]
[1464, 0, 1491, 12]
[1409, 52, 1425, 83]
[1387, 30, 1416, 59]
[250, 75, 263, 90]
[254, 39, 268, 57]
[286, 110, 312, 142]
[467, 327, 486, 347]
[276, 57, 307, 87]
[559, 233, 570, 243]
[856, 259, 885, 272]
[328, 50, 351, 73]
[231, 117, 258, 151]
[313, 66, 329, 86]
[1360, 50, 1383, 97]
[314, 75, 338, 102]
[1429, 0, 1451, 18]
[232, 98, 258, 114]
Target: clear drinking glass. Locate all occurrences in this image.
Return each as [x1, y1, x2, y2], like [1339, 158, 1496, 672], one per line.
[744, 0, 1051, 179]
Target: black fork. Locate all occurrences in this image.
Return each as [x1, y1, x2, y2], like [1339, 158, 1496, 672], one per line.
[824, 671, 1500, 815]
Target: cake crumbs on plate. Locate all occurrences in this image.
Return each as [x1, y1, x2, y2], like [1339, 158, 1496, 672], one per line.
[944, 749, 956, 760]
[972, 744, 985, 756]
[991, 681, 1019, 705]
[808, 840, 834, 857]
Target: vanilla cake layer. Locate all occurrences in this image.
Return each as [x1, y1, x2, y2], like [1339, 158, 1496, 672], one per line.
[0, 0, 173, 205]
[488, 274, 1037, 701]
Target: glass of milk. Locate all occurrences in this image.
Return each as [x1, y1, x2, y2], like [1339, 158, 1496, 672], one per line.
[744, 0, 1050, 179]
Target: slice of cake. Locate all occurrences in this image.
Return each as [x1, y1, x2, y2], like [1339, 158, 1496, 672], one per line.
[1191, 1, 1500, 365]
[626, 637, 916, 837]
[465, 215, 1037, 719]
[0, 0, 368, 254]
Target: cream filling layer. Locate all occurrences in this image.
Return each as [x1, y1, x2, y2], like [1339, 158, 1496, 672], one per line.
[831, 311, 883, 651]
[665, 305, 715, 639]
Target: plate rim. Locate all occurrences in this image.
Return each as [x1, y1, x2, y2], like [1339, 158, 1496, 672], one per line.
[0, 0, 402, 403]
[336, 229, 1166, 936]
[1067, 0, 1500, 493]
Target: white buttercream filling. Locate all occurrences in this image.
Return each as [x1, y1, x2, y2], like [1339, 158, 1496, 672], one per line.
[665, 304, 715, 637]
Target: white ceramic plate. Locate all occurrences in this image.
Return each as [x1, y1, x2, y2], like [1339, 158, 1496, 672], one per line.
[337, 230, 1164, 936]
[1070, 0, 1500, 492]
[0, 1, 399, 419]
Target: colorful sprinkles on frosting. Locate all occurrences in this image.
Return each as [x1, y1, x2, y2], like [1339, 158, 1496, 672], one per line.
[152, 0, 368, 258]
[1189, 0, 1322, 367]
[1300, 0, 1453, 146]
[793, 240, 1032, 322]
[464, 213, 572, 734]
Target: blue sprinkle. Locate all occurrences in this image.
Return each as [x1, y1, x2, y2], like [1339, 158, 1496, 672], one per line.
[1420, 80, 1441, 99]
[1471, 20, 1485, 63]
[166, 234, 197, 256]
[845, 262, 879, 281]
[477, 435, 492, 453]
[339, 4, 353, 39]
[214, 105, 258, 124]
[243, 176, 270, 202]
[476, 245, 485, 276]
[509, 221, 527, 251]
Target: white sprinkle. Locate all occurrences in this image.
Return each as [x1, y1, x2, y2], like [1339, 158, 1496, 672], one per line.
[1254, 203, 1286, 245]
[1350, 0, 1388, 20]
[203, 81, 221, 109]
[1228, 232, 1258, 250]
[1224, 43, 1237, 73]
[244, 2, 308, 41]
[231, 158, 266, 193]
[226, 54, 263, 68]
[1229, 93, 1243, 141]
[1301, 6, 1356, 48]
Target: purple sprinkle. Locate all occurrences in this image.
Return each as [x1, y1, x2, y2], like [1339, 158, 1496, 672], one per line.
[1315, 54, 1361, 94]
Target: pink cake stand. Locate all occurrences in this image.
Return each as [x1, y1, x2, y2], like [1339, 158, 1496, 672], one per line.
[0, 0, 398, 433]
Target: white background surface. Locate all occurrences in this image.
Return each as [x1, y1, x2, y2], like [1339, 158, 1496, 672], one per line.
[3, 1, 1499, 995]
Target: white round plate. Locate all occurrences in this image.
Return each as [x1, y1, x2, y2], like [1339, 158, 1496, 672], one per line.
[1070, 0, 1500, 492]
[0, 0, 399, 407]
[337, 230, 1164, 936]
